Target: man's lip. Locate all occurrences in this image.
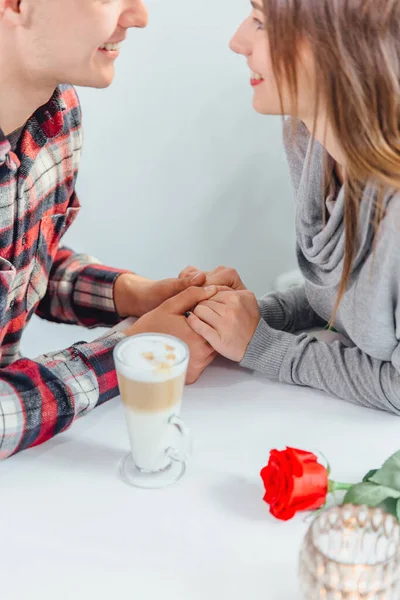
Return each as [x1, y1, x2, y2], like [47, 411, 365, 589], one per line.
[99, 38, 126, 48]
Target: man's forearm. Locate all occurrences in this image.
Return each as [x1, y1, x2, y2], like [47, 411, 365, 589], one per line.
[114, 272, 154, 318]
[36, 247, 129, 328]
[0, 331, 125, 458]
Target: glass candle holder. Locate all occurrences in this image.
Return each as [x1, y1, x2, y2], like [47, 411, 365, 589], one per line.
[299, 504, 400, 599]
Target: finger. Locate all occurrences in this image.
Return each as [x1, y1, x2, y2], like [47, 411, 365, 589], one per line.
[208, 285, 232, 294]
[185, 350, 217, 385]
[194, 350, 217, 371]
[185, 328, 215, 355]
[197, 299, 227, 316]
[178, 266, 201, 279]
[190, 271, 206, 285]
[178, 266, 195, 278]
[156, 275, 204, 302]
[206, 350, 218, 362]
[206, 268, 245, 290]
[178, 270, 206, 286]
[201, 291, 233, 305]
[163, 285, 218, 314]
[198, 339, 216, 357]
[193, 304, 222, 328]
[186, 312, 220, 349]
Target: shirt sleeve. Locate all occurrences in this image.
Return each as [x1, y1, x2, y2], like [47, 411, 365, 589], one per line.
[36, 246, 130, 328]
[258, 285, 327, 331]
[0, 331, 126, 459]
[241, 319, 400, 415]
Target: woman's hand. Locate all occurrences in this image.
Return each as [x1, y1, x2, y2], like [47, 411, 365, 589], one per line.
[124, 286, 218, 384]
[186, 290, 260, 362]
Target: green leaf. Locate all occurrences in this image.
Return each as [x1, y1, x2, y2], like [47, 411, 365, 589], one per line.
[376, 498, 400, 523]
[377, 497, 399, 520]
[363, 469, 378, 482]
[343, 482, 400, 507]
[369, 450, 400, 491]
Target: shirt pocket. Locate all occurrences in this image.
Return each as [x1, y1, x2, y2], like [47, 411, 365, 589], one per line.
[27, 199, 81, 311]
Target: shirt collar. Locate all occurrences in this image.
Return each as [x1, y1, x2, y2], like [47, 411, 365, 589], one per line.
[33, 86, 67, 140]
[0, 86, 67, 170]
[0, 132, 12, 169]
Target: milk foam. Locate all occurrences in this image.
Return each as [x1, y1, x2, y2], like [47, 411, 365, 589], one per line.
[114, 334, 189, 383]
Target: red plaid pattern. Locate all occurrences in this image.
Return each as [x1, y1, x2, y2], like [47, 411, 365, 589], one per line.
[0, 85, 128, 458]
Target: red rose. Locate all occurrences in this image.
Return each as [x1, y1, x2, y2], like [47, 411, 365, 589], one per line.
[260, 447, 328, 521]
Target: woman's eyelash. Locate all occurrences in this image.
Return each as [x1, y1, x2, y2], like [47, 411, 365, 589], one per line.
[253, 18, 264, 30]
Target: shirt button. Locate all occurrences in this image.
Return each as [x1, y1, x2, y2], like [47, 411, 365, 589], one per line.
[9, 300, 15, 309]
[22, 236, 27, 246]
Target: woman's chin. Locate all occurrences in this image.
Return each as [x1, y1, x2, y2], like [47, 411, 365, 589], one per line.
[252, 95, 284, 116]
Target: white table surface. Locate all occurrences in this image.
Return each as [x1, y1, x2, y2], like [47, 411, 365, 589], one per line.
[1, 354, 399, 600]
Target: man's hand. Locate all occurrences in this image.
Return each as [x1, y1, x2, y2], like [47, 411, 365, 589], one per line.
[114, 271, 206, 318]
[186, 290, 260, 362]
[123, 286, 218, 384]
[179, 265, 247, 291]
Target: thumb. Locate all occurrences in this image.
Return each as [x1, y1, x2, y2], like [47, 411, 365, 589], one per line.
[163, 285, 218, 314]
[161, 272, 206, 297]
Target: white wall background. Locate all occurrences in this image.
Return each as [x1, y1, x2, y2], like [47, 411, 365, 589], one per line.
[23, 0, 296, 357]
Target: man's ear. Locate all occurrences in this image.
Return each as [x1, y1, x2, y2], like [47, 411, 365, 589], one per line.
[1, 0, 23, 27]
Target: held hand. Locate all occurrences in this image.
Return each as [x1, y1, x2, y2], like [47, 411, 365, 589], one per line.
[123, 286, 218, 384]
[114, 271, 206, 318]
[179, 265, 247, 291]
[186, 290, 260, 362]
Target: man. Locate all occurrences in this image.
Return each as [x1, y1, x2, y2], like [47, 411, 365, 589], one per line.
[0, 0, 219, 458]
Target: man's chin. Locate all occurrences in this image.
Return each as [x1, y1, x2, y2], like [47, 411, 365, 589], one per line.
[87, 74, 115, 90]
[70, 68, 116, 90]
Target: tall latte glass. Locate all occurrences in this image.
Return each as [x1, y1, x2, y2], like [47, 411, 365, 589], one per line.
[114, 333, 190, 489]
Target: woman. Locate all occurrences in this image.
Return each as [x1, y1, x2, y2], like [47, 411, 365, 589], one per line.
[183, 0, 400, 413]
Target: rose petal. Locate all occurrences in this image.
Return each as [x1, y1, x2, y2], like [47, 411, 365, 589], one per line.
[286, 447, 306, 478]
[287, 447, 319, 462]
[279, 450, 294, 503]
[270, 501, 296, 521]
[290, 493, 326, 513]
[261, 447, 329, 520]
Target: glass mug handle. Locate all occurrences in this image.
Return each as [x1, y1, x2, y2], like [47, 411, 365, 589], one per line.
[166, 415, 191, 464]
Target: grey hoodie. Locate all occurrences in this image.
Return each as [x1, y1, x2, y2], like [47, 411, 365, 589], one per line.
[241, 119, 400, 414]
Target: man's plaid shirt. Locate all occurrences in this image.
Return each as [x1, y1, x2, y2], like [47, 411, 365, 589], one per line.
[0, 85, 126, 458]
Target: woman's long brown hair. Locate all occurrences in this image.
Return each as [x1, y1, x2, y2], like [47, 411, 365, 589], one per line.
[263, 0, 400, 319]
